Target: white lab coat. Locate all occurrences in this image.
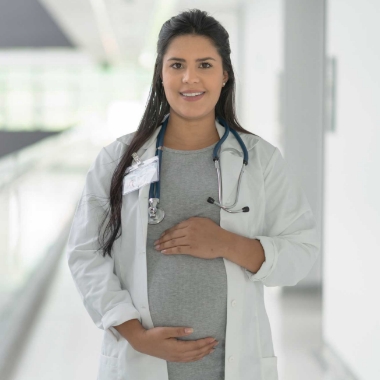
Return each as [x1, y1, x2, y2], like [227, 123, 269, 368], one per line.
[66, 116, 320, 380]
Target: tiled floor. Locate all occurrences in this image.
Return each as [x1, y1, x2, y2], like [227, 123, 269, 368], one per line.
[8, 246, 324, 380]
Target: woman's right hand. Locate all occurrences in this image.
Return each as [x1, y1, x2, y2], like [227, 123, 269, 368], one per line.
[133, 327, 219, 362]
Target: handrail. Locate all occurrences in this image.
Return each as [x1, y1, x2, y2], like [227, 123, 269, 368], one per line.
[0, 127, 78, 191]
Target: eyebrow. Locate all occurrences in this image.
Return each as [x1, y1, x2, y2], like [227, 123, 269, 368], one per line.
[166, 57, 216, 62]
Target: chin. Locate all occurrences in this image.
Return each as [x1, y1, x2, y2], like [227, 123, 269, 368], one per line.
[175, 105, 213, 117]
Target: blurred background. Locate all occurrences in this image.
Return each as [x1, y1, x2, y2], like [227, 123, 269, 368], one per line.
[0, 0, 378, 379]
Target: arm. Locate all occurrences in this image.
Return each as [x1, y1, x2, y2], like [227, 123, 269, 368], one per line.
[113, 319, 147, 348]
[221, 232, 266, 274]
[66, 146, 141, 338]
[226, 147, 320, 287]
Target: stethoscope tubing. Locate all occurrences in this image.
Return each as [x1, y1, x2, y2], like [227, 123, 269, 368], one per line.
[148, 114, 249, 224]
[149, 115, 168, 201]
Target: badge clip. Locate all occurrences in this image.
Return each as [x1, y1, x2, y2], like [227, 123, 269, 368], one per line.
[132, 152, 143, 167]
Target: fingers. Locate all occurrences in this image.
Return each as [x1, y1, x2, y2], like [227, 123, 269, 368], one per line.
[189, 348, 214, 362]
[185, 341, 218, 362]
[176, 337, 214, 352]
[185, 339, 218, 356]
[175, 338, 219, 362]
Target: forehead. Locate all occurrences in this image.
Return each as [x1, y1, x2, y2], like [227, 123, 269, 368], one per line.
[165, 35, 219, 57]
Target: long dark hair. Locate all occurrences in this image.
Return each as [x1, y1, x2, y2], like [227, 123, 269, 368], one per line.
[97, 8, 257, 258]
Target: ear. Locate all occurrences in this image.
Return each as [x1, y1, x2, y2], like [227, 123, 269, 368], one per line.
[223, 70, 229, 84]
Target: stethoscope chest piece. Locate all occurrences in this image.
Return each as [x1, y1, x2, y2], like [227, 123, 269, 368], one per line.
[148, 198, 165, 224]
[145, 113, 250, 224]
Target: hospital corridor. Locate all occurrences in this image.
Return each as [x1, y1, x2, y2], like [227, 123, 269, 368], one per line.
[0, 1, 379, 379]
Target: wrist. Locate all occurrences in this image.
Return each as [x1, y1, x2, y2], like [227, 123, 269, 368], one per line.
[130, 328, 149, 353]
[113, 319, 147, 349]
[219, 228, 236, 259]
[221, 232, 266, 273]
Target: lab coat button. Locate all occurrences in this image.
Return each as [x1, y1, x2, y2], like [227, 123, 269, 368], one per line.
[231, 300, 237, 307]
[228, 355, 235, 363]
[141, 250, 146, 255]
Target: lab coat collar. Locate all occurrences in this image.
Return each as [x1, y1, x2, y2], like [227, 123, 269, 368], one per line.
[116, 113, 261, 216]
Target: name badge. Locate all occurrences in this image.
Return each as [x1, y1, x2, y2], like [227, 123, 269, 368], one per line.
[123, 155, 159, 195]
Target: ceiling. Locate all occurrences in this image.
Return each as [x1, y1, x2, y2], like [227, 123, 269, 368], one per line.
[0, 0, 73, 48]
[38, 0, 240, 66]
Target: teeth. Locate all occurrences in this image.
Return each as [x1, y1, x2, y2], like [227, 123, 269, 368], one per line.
[181, 92, 204, 97]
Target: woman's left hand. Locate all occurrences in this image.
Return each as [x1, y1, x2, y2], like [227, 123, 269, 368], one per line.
[153, 216, 229, 260]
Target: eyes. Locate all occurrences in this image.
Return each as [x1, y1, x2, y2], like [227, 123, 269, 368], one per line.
[170, 62, 212, 69]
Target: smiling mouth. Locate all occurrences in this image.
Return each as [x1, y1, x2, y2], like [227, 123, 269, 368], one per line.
[180, 92, 204, 98]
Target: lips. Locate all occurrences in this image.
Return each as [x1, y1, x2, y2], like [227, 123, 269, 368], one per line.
[180, 92, 205, 96]
[179, 92, 206, 101]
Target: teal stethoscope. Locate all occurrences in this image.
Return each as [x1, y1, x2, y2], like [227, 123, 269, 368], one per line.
[148, 114, 250, 224]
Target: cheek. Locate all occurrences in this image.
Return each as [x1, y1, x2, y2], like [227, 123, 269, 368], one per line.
[164, 79, 180, 96]
[207, 85, 222, 102]
[206, 77, 223, 93]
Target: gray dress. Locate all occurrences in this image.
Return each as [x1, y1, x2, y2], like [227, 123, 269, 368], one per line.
[146, 142, 227, 380]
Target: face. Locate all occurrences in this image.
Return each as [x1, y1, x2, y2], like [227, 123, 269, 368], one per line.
[161, 34, 228, 120]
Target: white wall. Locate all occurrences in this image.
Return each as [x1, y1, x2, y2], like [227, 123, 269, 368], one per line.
[324, 0, 380, 378]
[238, 0, 283, 149]
[239, 0, 323, 288]
[282, 0, 325, 287]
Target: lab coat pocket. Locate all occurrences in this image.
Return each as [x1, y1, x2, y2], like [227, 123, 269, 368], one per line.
[261, 356, 278, 380]
[97, 353, 120, 380]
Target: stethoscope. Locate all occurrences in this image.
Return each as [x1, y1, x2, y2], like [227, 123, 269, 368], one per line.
[148, 114, 250, 224]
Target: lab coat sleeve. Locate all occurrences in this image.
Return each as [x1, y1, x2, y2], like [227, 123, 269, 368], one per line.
[66, 146, 142, 337]
[244, 147, 321, 287]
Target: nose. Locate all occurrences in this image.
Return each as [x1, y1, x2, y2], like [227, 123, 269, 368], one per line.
[182, 66, 199, 84]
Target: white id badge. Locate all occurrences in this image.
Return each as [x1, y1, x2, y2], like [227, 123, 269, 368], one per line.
[123, 156, 159, 195]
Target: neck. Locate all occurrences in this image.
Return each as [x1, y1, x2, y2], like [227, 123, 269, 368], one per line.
[163, 111, 220, 150]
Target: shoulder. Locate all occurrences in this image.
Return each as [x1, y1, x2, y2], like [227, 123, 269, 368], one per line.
[115, 131, 136, 147]
[86, 132, 135, 180]
[241, 132, 278, 170]
[82, 131, 136, 196]
[96, 131, 136, 162]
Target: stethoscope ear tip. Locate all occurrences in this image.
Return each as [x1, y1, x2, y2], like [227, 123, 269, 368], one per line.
[242, 206, 249, 212]
[207, 197, 215, 204]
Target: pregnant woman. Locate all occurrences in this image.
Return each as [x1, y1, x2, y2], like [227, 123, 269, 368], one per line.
[66, 8, 320, 380]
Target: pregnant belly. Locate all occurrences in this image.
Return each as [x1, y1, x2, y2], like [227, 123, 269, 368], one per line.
[147, 253, 228, 342]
